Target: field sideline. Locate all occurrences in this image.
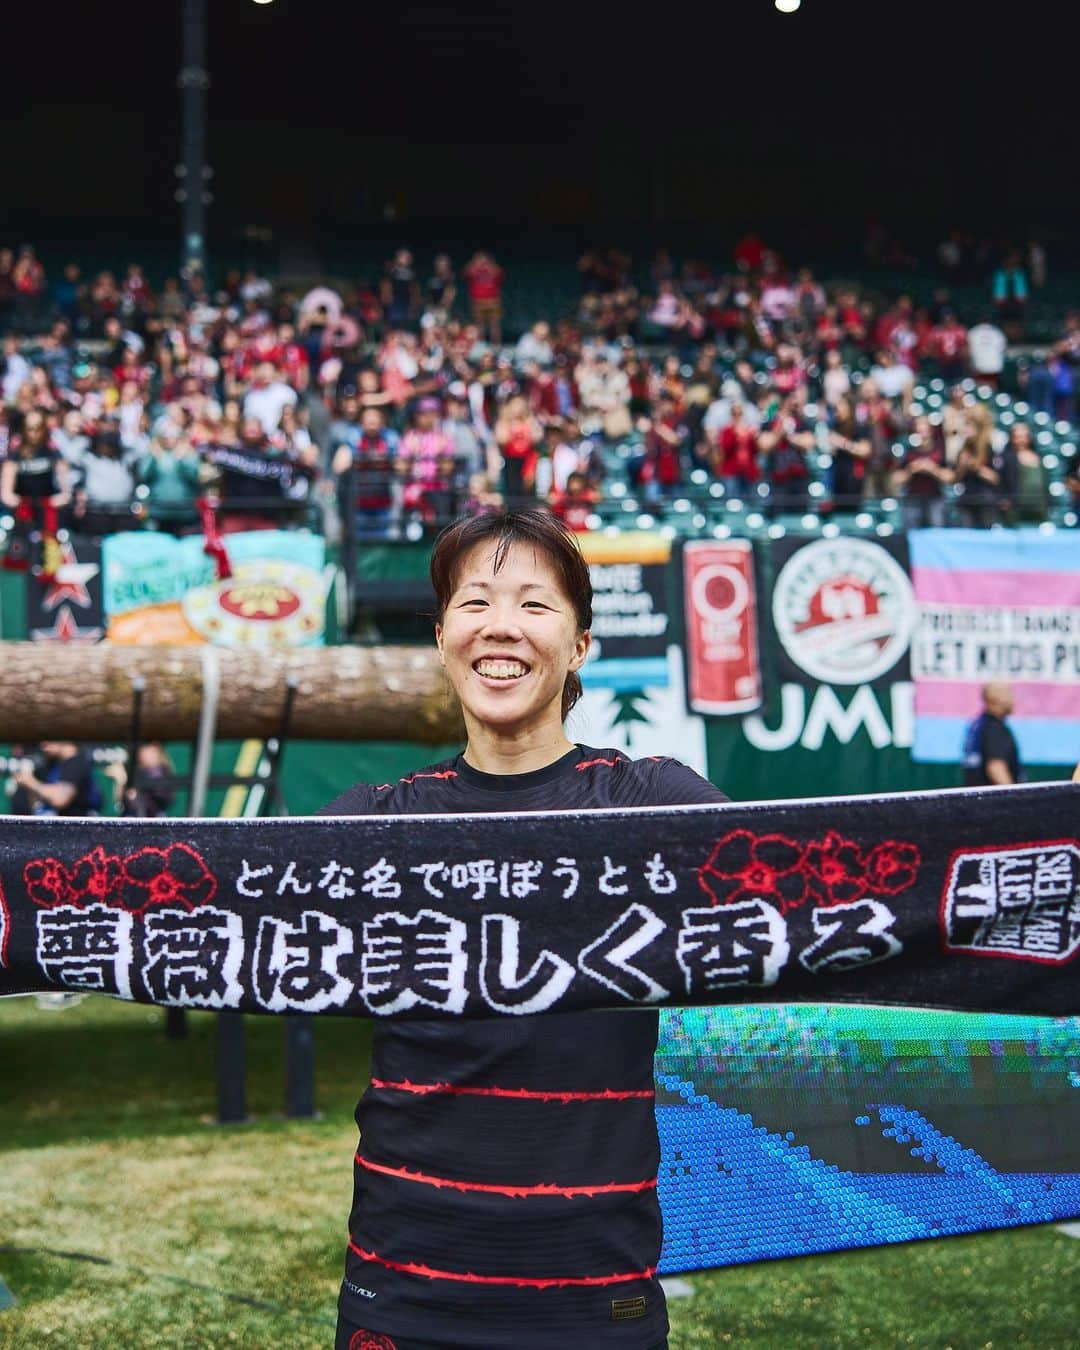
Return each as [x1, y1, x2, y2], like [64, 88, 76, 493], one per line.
[2, 996, 1076, 1348]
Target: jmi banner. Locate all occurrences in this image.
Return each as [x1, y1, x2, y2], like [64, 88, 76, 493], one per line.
[25, 533, 104, 642]
[910, 529, 1080, 766]
[703, 534, 939, 801]
[1, 786, 1077, 1017]
[102, 528, 327, 647]
[653, 1004, 1080, 1273]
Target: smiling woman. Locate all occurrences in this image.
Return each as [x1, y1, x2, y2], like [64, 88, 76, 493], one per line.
[317, 507, 728, 1350]
[431, 509, 593, 772]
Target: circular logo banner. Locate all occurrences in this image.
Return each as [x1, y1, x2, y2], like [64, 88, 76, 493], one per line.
[771, 538, 914, 685]
[182, 559, 324, 648]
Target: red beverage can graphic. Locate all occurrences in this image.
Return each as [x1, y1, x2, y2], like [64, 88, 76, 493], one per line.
[684, 540, 762, 714]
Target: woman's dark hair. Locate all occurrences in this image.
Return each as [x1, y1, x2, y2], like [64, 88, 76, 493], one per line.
[430, 507, 593, 720]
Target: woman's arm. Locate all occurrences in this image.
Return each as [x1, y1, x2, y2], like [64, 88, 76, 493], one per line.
[0, 458, 18, 508]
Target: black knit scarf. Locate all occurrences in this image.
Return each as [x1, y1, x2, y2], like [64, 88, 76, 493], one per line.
[1, 784, 1076, 1018]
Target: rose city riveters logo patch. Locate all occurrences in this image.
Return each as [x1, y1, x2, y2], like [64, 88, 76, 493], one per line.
[941, 842, 1080, 963]
[771, 538, 915, 686]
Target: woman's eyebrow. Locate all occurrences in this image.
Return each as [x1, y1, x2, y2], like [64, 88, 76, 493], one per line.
[453, 580, 557, 595]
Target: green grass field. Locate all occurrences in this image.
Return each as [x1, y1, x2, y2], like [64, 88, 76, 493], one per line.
[1, 996, 1077, 1349]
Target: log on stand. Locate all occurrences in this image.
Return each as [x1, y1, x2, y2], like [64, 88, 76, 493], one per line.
[0, 642, 464, 744]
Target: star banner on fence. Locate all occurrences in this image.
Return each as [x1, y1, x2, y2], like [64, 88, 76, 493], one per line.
[1, 784, 1077, 1018]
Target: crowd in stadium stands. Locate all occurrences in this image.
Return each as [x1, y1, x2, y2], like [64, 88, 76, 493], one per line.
[1, 235, 1078, 565]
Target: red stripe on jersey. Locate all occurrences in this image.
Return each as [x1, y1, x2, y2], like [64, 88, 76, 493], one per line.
[374, 770, 459, 790]
[348, 1242, 656, 1288]
[354, 1151, 658, 1198]
[369, 1077, 654, 1103]
[575, 756, 624, 771]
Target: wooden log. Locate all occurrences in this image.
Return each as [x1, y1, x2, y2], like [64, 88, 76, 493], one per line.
[0, 642, 465, 743]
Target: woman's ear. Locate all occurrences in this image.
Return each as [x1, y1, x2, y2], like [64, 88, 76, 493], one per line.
[435, 623, 445, 663]
[569, 629, 591, 673]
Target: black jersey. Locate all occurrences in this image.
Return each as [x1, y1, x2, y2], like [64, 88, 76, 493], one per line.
[318, 744, 727, 1349]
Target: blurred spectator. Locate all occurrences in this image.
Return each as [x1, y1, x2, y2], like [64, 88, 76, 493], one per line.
[425, 254, 457, 323]
[576, 348, 631, 442]
[243, 360, 298, 435]
[868, 348, 914, 402]
[381, 248, 421, 331]
[108, 742, 176, 818]
[636, 390, 687, 502]
[515, 321, 554, 368]
[2, 335, 32, 403]
[1048, 348, 1076, 423]
[925, 309, 969, 381]
[9, 741, 100, 816]
[1021, 351, 1054, 419]
[494, 394, 542, 503]
[855, 377, 903, 502]
[825, 394, 871, 512]
[68, 426, 143, 535]
[713, 399, 761, 499]
[820, 349, 852, 409]
[967, 314, 1007, 388]
[207, 415, 314, 534]
[12, 244, 47, 330]
[332, 405, 400, 540]
[0, 248, 15, 329]
[0, 407, 72, 548]
[996, 422, 1048, 525]
[953, 403, 999, 528]
[893, 414, 951, 529]
[442, 385, 490, 483]
[137, 432, 203, 534]
[759, 390, 814, 514]
[462, 250, 505, 345]
[398, 397, 456, 523]
[991, 250, 1028, 340]
[551, 470, 600, 532]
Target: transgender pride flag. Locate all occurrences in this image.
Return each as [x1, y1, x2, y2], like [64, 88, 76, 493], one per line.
[909, 529, 1080, 765]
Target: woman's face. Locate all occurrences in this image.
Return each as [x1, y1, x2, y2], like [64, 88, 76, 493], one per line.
[436, 541, 590, 740]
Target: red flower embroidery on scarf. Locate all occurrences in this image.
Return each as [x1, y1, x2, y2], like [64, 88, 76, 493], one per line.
[698, 829, 808, 911]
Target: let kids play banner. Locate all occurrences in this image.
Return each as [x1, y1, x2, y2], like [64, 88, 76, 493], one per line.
[909, 530, 1080, 765]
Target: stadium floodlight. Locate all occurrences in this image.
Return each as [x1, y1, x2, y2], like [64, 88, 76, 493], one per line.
[746, 513, 766, 530]
[821, 522, 840, 538]
[767, 523, 786, 538]
[712, 524, 732, 539]
[585, 514, 602, 531]
[636, 514, 656, 529]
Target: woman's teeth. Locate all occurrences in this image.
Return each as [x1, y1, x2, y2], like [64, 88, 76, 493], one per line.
[476, 660, 528, 680]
